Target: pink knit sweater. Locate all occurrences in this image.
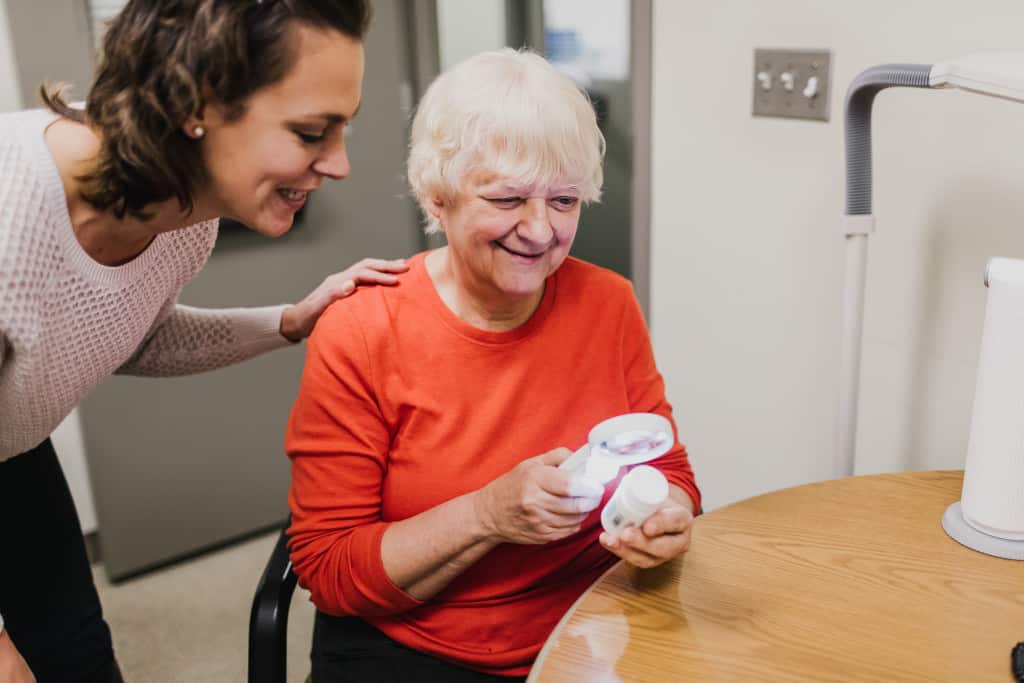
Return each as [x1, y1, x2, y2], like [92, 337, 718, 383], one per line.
[0, 109, 292, 460]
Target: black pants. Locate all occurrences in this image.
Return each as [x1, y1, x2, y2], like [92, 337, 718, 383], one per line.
[0, 439, 123, 683]
[312, 612, 527, 683]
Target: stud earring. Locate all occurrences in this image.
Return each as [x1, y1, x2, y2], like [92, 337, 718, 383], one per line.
[192, 125, 206, 138]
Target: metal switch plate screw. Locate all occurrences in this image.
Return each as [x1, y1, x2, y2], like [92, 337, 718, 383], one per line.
[752, 48, 832, 121]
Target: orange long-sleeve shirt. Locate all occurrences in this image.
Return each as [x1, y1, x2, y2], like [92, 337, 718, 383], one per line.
[286, 252, 700, 677]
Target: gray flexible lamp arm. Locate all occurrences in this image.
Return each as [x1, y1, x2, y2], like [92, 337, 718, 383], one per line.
[844, 65, 933, 214]
[836, 64, 932, 478]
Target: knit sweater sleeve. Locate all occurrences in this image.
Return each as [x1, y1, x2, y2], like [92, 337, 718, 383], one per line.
[115, 297, 293, 377]
[617, 280, 702, 514]
[285, 302, 422, 617]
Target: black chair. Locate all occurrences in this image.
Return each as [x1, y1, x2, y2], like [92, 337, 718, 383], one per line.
[248, 520, 299, 683]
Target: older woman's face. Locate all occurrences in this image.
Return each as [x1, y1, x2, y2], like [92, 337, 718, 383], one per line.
[434, 173, 582, 300]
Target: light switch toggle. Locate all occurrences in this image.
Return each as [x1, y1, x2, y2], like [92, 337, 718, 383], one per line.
[756, 71, 773, 91]
[779, 71, 795, 92]
[803, 76, 820, 98]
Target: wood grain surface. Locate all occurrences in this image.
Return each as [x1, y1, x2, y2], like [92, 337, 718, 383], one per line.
[528, 471, 1024, 682]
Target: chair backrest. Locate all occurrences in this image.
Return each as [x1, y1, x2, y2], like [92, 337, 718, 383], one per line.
[248, 522, 298, 683]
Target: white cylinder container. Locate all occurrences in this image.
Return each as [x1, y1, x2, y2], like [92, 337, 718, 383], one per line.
[960, 258, 1024, 541]
[601, 465, 669, 534]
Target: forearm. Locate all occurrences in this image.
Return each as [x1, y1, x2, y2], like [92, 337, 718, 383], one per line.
[380, 490, 500, 600]
[118, 303, 291, 376]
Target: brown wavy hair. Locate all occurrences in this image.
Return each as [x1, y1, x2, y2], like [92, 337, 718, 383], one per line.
[42, 0, 371, 220]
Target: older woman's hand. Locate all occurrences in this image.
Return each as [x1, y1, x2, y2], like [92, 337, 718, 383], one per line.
[280, 258, 409, 341]
[599, 494, 694, 569]
[473, 448, 605, 545]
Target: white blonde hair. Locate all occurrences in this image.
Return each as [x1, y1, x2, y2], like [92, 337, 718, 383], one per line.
[407, 48, 605, 234]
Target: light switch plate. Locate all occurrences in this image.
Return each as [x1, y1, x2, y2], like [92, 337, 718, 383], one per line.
[752, 48, 832, 121]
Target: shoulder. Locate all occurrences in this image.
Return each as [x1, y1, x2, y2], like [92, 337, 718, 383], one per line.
[0, 109, 59, 197]
[550, 258, 647, 339]
[0, 108, 56, 139]
[555, 256, 636, 303]
[311, 252, 427, 346]
[0, 109, 59, 170]
[0, 111, 64, 260]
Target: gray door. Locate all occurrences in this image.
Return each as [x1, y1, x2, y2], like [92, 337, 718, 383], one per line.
[78, 0, 421, 579]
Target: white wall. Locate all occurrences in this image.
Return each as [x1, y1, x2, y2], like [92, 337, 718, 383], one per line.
[650, 0, 1024, 511]
[0, 0, 21, 112]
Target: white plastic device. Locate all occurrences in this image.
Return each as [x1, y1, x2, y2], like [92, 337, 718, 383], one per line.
[559, 412, 674, 484]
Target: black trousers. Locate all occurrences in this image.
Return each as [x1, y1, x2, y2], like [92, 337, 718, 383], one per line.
[0, 439, 123, 683]
[312, 612, 527, 683]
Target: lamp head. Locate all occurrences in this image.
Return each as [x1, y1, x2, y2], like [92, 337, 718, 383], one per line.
[930, 52, 1024, 103]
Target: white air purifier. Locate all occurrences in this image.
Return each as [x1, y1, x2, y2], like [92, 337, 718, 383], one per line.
[840, 53, 1024, 560]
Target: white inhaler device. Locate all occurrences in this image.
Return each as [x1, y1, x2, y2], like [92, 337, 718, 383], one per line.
[558, 413, 674, 533]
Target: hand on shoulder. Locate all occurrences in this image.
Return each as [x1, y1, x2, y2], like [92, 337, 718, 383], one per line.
[280, 257, 409, 341]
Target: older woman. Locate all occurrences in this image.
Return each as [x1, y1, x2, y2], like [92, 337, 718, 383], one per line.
[286, 49, 701, 682]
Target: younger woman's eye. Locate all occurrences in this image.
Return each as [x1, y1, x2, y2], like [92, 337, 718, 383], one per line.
[295, 130, 325, 144]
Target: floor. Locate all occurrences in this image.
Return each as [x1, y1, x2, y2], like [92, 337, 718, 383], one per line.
[94, 530, 316, 682]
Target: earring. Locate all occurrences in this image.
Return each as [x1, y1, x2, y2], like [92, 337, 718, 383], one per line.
[192, 125, 206, 138]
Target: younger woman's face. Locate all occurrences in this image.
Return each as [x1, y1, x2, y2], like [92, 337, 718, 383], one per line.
[195, 22, 364, 237]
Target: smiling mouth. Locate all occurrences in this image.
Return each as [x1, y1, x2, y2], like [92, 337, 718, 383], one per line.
[496, 242, 545, 258]
[278, 188, 310, 202]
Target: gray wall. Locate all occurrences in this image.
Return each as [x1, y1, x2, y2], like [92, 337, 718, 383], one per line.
[0, 0, 21, 111]
[4, 0, 94, 107]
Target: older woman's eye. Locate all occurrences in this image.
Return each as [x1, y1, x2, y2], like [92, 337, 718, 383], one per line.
[552, 196, 579, 210]
[487, 197, 523, 207]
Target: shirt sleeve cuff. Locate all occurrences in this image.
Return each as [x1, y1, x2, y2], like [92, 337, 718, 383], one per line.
[350, 523, 425, 614]
[230, 304, 295, 355]
[651, 451, 703, 515]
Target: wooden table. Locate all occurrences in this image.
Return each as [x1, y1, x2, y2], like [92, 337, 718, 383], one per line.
[529, 471, 1024, 682]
